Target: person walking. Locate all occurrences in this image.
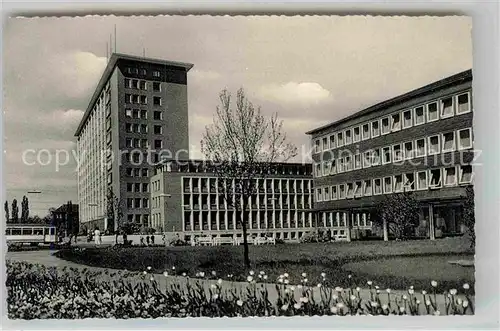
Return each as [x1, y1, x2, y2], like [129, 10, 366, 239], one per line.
[94, 227, 101, 246]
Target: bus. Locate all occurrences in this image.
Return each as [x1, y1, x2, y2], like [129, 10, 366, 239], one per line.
[5, 224, 58, 246]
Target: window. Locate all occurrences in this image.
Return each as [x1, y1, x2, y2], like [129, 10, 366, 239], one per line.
[346, 183, 354, 198]
[414, 106, 425, 126]
[132, 109, 140, 119]
[404, 172, 415, 191]
[381, 117, 390, 134]
[153, 96, 162, 106]
[363, 180, 372, 196]
[417, 171, 428, 190]
[154, 140, 163, 149]
[322, 161, 329, 176]
[403, 110, 413, 128]
[415, 138, 426, 157]
[345, 156, 352, 172]
[393, 144, 403, 162]
[314, 140, 320, 153]
[125, 78, 131, 88]
[373, 179, 382, 195]
[382, 147, 392, 164]
[337, 157, 345, 173]
[153, 82, 161, 91]
[330, 159, 337, 175]
[125, 94, 132, 104]
[142, 139, 149, 148]
[444, 167, 457, 186]
[140, 95, 147, 104]
[131, 80, 139, 89]
[127, 198, 133, 208]
[458, 128, 472, 150]
[135, 198, 141, 208]
[363, 151, 372, 168]
[142, 183, 149, 192]
[140, 109, 147, 119]
[126, 168, 133, 177]
[337, 132, 344, 147]
[371, 120, 380, 137]
[140, 69, 147, 76]
[353, 126, 361, 142]
[442, 132, 456, 152]
[372, 148, 381, 166]
[339, 184, 346, 199]
[324, 187, 330, 201]
[329, 135, 336, 149]
[153, 125, 162, 135]
[126, 109, 132, 118]
[126, 138, 133, 148]
[459, 165, 473, 184]
[362, 123, 370, 140]
[139, 81, 147, 90]
[142, 168, 148, 177]
[427, 102, 439, 122]
[322, 137, 328, 151]
[440, 96, 454, 118]
[354, 153, 361, 169]
[331, 186, 337, 200]
[391, 113, 401, 131]
[457, 92, 471, 114]
[153, 70, 161, 77]
[315, 163, 321, 177]
[141, 124, 148, 133]
[383, 177, 393, 194]
[143, 198, 149, 208]
[316, 188, 323, 202]
[354, 181, 362, 197]
[126, 123, 132, 133]
[394, 174, 403, 192]
[153, 111, 163, 120]
[345, 129, 352, 145]
[428, 135, 440, 155]
[429, 169, 442, 189]
[404, 141, 414, 159]
[127, 183, 133, 192]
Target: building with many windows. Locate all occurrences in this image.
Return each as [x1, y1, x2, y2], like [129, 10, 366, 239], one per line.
[307, 69, 474, 240]
[150, 160, 314, 242]
[75, 53, 193, 230]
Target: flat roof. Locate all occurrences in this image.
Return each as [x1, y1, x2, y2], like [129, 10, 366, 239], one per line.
[154, 159, 312, 170]
[74, 53, 194, 136]
[305, 69, 472, 135]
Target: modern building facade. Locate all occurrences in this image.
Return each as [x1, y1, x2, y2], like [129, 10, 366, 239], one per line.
[75, 53, 193, 230]
[307, 69, 474, 240]
[150, 160, 314, 242]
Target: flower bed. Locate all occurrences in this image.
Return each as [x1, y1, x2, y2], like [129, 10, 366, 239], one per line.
[7, 261, 474, 319]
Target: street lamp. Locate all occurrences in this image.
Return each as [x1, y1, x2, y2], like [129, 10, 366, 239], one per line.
[159, 194, 172, 233]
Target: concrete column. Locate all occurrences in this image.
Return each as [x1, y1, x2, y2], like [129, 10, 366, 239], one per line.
[382, 215, 389, 241]
[429, 204, 436, 240]
[345, 211, 352, 242]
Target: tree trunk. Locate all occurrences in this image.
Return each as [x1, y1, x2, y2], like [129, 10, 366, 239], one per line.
[238, 208, 250, 268]
[383, 215, 389, 241]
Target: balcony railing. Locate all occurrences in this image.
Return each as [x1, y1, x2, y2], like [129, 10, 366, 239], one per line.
[193, 204, 200, 210]
[184, 187, 191, 193]
[202, 204, 209, 210]
[202, 187, 209, 193]
[193, 188, 200, 193]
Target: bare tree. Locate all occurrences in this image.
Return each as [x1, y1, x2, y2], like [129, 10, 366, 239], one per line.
[461, 186, 475, 248]
[202, 88, 297, 268]
[4, 200, 9, 223]
[107, 188, 125, 244]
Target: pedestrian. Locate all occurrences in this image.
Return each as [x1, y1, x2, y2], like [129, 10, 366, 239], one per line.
[140, 236, 145, 246]
[94, 227, 101, 246]
[146, 235, 150, 246]
[151, 235, 155, 245]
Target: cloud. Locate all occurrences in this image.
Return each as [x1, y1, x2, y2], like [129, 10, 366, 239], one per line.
[258, 82, 332, 105]
[189, 69, 221, 82]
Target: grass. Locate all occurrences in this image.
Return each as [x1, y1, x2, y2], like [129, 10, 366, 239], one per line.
[55, 237, 474, 293]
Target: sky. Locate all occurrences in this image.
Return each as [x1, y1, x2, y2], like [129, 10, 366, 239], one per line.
[3, 15, 472, 216]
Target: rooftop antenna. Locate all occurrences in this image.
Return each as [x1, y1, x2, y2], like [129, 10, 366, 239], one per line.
[114, 24, 117, 54]
[143, 47, 146, 58]
[109, 34, 112, 55]
[106, 41, 109, 62]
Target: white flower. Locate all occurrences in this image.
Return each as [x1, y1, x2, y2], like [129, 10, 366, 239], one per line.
[425, 300, 431, 306]
[336, 302, 344, 309]
[335, 287, 343, 292]
[285, 289, 289, 294]
[147, 266, 152, 270]
[210, 284, 217, 289]
[281, 304, 289, 311]
[350, 295, 357, 301]
[284, 273, 289, 278]
[382, 304, 388, 310]
[462, 300, 469, 308]
[199, 272, 205, 277]
[284, 279, 289, 284]
[399, 307, 405, 313]
[149, 276, 154, 281]
[299, 297, 309, 303]
[290, 286, 295, 291]
[218, 279, 223, 285]
[249, 270, 255, 276]
[247, 276, 253, 282]
[416, 299, 421, 305]
[303, 278, 308, 283]
[431, 280, 438, 287]
[297, 284, 303, 289]
[143, 271, 147, 275]
[376, 290, 380, 294]
[195, 272, 200, 277]
[263, 275, 268, 280]
[356, 287, 361, 292]
[321, 272, 326, 278]
[301, 272, 307, 277]
[236, 300, 243, 306]
[450, 289, 457, 296]
[408, 288, 415, 295]
[259, 271, 265, 275]
[163, 271, 169, 277]
[212, 271, 217, 276]
[330, 306, 338, 314]
[403, 295, 408, 301]
[463, 283, 470, 290]
[422, 290, 427, 295]
[348, 274, 352, 279]
[212, 294, 219, 300]
[258, 274, 262, 278]
[386, 288, 391, 293]
[367, 280, 373, 286]
[457, 298, 463, 305]
[172, 266, 176, 270]
[371, 301, 378, 307]
[294, 303, 302, 309]
[182, 272, 186, 277]
[278, 278, 283, 283]
[375, 285, 379, 290]
[434, 310, 441, 316]
[332, 294, 338, 300]
[317, 284, 322, 288]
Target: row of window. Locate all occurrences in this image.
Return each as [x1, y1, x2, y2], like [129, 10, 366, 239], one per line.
[125, 94, 163, 106]
[181, 177, 313, 193]
[319, 211, 372, 228]
[127, 197, 149, 209]
[126, 182, 150, 193]
[126, 213, 149, 225]
[124, 78, 162, 92]
[313, 91, 471, 153]
[125, 109, 163, 121]
[125, 168, 149, 177]
[125, 123, 163, 135]
[315, 165, 473, 202]
[314, 128, 473, 177]
[124, 67, 162, 78]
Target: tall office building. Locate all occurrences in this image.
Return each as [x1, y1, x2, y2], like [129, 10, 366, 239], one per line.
[75, 53, 193, 231]
[307, 69, 474, 240]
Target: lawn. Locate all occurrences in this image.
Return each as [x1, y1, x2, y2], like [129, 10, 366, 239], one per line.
[55, 237, 474, 293]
